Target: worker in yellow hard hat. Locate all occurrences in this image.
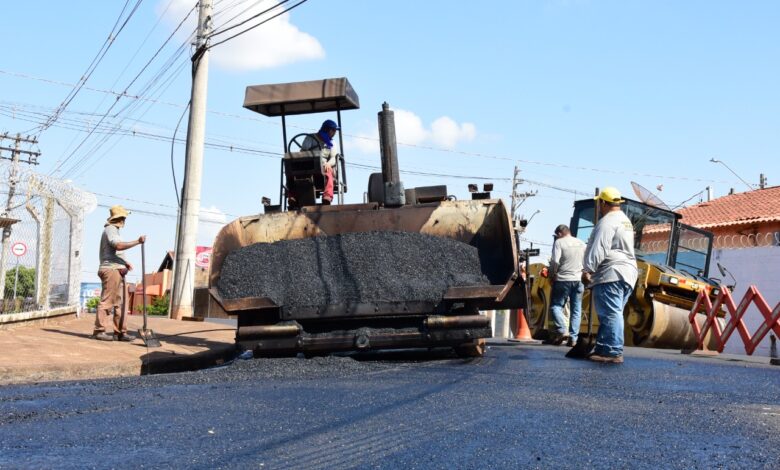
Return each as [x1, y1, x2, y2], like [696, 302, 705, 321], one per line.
[594, 186, 625, 205]
[580, 187, 637, 364]
[93, 205, 146, 342]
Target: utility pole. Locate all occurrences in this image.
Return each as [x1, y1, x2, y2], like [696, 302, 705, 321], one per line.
[170, 0, 212, 320]
[510, 165, 537, 231]
[0, 133, 40, 300]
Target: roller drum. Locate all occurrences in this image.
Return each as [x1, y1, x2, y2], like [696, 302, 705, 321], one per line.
[635, 300, 722, 350]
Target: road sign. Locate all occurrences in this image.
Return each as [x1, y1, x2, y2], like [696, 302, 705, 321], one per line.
[195, 246, 212, 269]
[523, 248, 541, 257]
[11, 242, 27, 257]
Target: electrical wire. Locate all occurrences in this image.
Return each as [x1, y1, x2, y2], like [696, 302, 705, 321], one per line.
[212, 0, 270, 32]
[50, 4, 198, 177]
[171, 101, 191, 208]
[1, 69, 739, 186]
[33, 0, 144, 135]
[208, 0, 309, 49]
[209, 0, 288, 37]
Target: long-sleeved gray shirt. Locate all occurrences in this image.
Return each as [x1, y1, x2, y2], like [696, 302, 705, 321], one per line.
[300, 134, 338, 169]
[583, 210, 638, 287]
[550, 235, 586, 282]
[99, 224, 127, 269]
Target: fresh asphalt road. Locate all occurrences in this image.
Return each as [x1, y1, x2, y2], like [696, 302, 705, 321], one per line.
[1, 343, 778, 469]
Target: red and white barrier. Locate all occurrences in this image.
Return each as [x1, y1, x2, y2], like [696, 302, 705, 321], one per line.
[689, 285, 780, 355]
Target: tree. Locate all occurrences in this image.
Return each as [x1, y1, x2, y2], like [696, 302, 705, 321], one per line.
[4, 265, 35, 299]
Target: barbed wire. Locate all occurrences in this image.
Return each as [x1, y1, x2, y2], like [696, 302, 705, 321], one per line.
[639, 232, 780, 252]
[0, 160, 96, 213]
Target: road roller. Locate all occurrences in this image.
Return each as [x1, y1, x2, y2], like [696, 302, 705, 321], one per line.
[207, 78, 525, 357]
[527, 197, 724, 350]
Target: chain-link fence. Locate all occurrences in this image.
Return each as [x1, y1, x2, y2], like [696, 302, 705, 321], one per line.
[0, 159, 95, 314]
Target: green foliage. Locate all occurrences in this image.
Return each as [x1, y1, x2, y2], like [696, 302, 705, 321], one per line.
[148, 294, 169, 316]
[4, 265, 35, 299]
[134, 293, 169, 316]
[86, 296, 100, 311]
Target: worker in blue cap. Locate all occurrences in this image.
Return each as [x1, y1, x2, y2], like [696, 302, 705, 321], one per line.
[300, 119, 340, 204]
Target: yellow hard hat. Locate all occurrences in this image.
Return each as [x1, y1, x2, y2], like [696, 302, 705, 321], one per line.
[594, 187, 625, 204]
[107, 205, 130, 222]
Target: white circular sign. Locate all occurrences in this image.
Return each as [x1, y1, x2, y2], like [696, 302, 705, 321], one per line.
[11, 242, 27, 257]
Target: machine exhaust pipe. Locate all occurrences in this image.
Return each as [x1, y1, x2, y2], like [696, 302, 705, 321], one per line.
[378, 102, 405, 206]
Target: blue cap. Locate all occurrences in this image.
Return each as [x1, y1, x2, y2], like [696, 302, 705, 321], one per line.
[321, 119, 340, 130]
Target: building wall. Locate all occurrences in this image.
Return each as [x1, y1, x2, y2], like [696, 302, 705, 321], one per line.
[710, 246, 780, 357]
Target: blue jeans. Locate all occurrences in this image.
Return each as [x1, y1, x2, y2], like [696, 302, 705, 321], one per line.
[592, 281, 634, 357]
[550, 280, 584, 341]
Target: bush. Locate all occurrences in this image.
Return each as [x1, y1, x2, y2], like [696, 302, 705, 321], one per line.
[86, 296, 100, 312]
[135, 294, 169, 316]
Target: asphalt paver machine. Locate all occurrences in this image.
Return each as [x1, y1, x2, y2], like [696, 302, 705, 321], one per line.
[208, 78, 526, 357]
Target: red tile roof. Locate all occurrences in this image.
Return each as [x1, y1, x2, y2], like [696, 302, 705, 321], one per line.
[678, 186, 780, 229]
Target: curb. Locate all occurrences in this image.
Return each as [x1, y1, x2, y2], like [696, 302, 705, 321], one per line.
[0, 344, 238, 386]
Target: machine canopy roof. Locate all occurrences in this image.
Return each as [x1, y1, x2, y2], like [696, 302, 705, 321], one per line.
[243, 77, 359, 117]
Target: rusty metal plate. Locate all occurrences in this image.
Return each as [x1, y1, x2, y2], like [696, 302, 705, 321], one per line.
[443, 285, 504, 301]
[209, 288, 278, 313]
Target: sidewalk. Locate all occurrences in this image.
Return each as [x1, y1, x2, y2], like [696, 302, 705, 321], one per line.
[0, 314, 236, 386]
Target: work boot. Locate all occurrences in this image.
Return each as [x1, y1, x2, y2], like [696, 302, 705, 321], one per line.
[114, 333, 135, 342]
[93, 332, 114, 341]
[588, 353, 624, 364]
[543, 333, 566, 346]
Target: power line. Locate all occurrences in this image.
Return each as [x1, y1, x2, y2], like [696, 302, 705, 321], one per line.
[209, 0, 309, 49]
[2, 69, 738, 186]
[62, 32, 195, 178]
[209, 0, 286, 37]
[34, 0, 144, 135]
[212, 0, 270, 32]
[96, 202, 229, 225]
[49, 4, 198, 177]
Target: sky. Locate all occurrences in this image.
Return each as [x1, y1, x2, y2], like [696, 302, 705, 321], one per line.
[1, 0, 778, 283]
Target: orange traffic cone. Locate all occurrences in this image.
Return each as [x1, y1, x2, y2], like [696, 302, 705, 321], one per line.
[513, 308, 533, 341]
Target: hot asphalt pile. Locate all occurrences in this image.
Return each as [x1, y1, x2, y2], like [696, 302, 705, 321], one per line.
[217, 231, 489, 307]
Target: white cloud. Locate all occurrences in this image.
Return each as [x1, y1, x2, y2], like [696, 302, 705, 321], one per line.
[430, 117, 476, 149]
[346, 109, 477, 154]
[350, 133, 381, 154]
[161, 0, 324, 71]
[394, 109, 429, 145]
[197, 205, 227, 246]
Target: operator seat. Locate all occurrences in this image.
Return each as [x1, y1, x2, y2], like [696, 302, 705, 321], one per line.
[283, 149, 326, 209]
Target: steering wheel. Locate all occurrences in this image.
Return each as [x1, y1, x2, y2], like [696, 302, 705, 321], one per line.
[287, 133, 315, 153]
